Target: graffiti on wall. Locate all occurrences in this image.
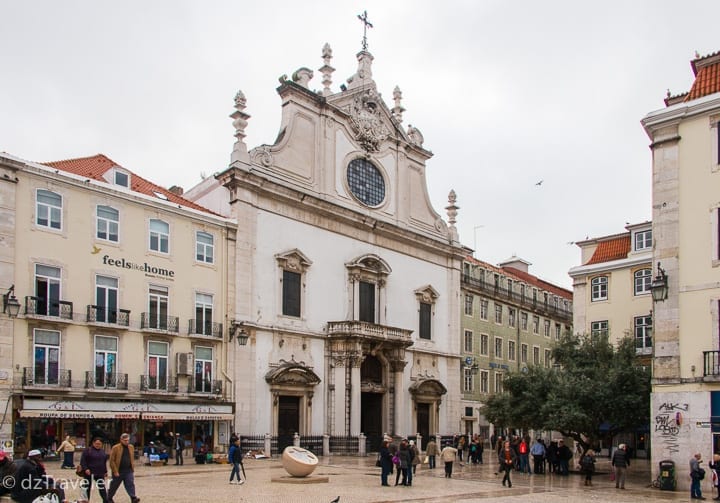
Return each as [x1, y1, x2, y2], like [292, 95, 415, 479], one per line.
[655, 401, 688, 454]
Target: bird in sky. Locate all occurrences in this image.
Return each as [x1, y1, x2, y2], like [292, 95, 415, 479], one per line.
[535, 180, 543, 186]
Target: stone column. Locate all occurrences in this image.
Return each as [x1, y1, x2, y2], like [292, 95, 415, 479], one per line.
[350, 362, 361, 435]
[323, 434, 330, 456]
[393, 370, 404, 435]
[264, 433, 272, 457]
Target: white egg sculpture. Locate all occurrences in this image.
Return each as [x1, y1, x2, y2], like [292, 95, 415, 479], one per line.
[281, 446, 319, 477]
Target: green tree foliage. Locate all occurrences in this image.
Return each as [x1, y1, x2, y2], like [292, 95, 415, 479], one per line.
[483, 332, 650, 453]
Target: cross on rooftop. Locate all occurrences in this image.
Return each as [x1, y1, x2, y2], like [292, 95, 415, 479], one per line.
[357, 10, 373, 51]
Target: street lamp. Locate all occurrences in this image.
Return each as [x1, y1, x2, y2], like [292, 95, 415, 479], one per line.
[2, 285, 20, 318]
[650, 263, 668, 302]
[463, 356, 479, 375]
[228, 321, 249, 346]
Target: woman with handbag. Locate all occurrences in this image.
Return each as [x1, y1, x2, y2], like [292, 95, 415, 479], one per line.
[79, 436, 109, 503]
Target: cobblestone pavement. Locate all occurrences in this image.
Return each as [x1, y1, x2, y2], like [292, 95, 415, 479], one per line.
[44, 456, 710, 503]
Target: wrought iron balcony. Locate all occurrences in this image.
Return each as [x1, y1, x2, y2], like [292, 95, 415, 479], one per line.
[187, 320, 223, 338]
[22, 367, 72, 387]
[188, 377, 222, 395]
[140, 313, 179, 333]
[704, 351, 720, 376]
[327, 320, 413, 344]
[140, 375, 178, 393]
[86, 305, 130, 326]
[24, 296, 73, 320]
[85, 371, 128, 390]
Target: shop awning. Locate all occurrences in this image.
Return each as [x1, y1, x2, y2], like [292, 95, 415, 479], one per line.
[19, 410, 140, 419]
[141, 412, 234, 421]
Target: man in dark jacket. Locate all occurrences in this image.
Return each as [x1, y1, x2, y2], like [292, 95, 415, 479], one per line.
[79, 436, 109, 503]
[174, 434, 184, 466]
[611, 443, 630, 489]
[12, 449, 66, 503]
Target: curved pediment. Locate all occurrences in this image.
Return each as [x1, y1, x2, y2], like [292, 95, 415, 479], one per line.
[265, 362, 321, 387]
[408, 378, 447, 397]
[345, 254, 392, 275]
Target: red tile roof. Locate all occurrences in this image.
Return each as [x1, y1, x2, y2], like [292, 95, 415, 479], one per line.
[465, 256, 572, 300]
[585, 236, 630, 265]
[43, 154, 219, 216]
[665, 50, 720, 106]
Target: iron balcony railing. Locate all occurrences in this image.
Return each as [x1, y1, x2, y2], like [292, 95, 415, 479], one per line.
[140, 313, 179, 333]
[704, 351, 720, 376]
[327, 320, 413, 342]
[85, 371, 128, 390]
[187, 377, 222, 395]
[24, 296, 73, 320]
[461, 274, 573, 322]
[22, 367, 72, 387]
[86, 305, 130, 326]
[187, 320, 223, 338]
[140, 375, 178, 393]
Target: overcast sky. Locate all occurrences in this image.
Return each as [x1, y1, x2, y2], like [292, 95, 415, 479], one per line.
[2, 1, 719, 289]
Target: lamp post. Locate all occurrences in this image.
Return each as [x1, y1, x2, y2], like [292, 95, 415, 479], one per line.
[2, 285, 20, 318]
[650, 263, 668, 302]
[228, 321, 249, 346]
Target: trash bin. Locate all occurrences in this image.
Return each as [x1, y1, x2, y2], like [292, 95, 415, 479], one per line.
[659, 459, 676, 491]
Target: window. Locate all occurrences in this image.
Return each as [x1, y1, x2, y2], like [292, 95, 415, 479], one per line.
[464, 330, 473, 352]
[635, 315, 652, 354]
[521, 312, 528, 331]
[543, 292, 549, 306]
[533, 346, 540, 365]
[147, 341, 168, 390]
[194, 293, 213, 335]
[359, 281, 376, 322]
[282, 270, 301, 317]
[532, 289, 537, 304]
[555, 323, 561, 340]
[543, 319, 551, 337]
[494, 304, 503, 324]
[463, 368, 474, 392]
[634, 230, 652, 251]
[95, 275, 118, 323]
[419, 302, 432, 340]
[532, 315, 540, 334]
[464, 294, 473, 316]
[94, 335, 118, 387]
[494, 372, 503, 393]
[544, 349, 552, 368]
[36, 189, 62, 229]
[148, 285, 169, 330]
[33, 329, 60, 385]
[591, 276, 608, 301]
[520, 284, 526, 301]
[508, 308, 516, 328]
[521, 343, 528, 363]
[480, 334, 489, 356]
[507, 279, 513, 295]
[591, 320, 608, 337]
[480, 300, 489, 320]
[114, 169, 129, 187]
[194, 346, 214, 392]
[494, 337, 503, 359]
[196, 231, 214, 264]
[634, 268, 652, 295]
[480, 370, 489, 393]
[96, 206, 119, 242]
[35, 264, 61, 316]
[508, 340, 516, 361]
[149, 219, 169, 253]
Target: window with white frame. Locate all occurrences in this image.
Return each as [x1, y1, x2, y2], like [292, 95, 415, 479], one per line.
[194, 346, 214, 392]
[464, 294, 473, 316]
[196, 231, 214, 264]
[35, 264, 61, 316]
[508, 308, 516, 328]
[532, 315, 540, 334]
[555, 323, 561, 340]
[544, 349, 551, 368]
[634, 315, 652, 354]
[148, 285, 169, 330]
[494, 372, 503, 393]
[278, 250, 312, 319]
[634, 230, 652, 251]
[533, 346, 540, 365]
[494, 304, 503, 324]
[521, 343, 528, 363]
[494, 337, 503, 358]
[194, 293, 213, 335]
[508, 340, 516, 361]
[94, 335, 118, 388]
[147, 341, 168, 390]
[521, 312, 528, 331]
[113, 169, 129, 188]
[591, 276, 608, 301]
[480, 334, 489, 356]
[95, 275, 118, 323]
[480, 299, 489, 320]
[464, 330, 473, 352]
[634, 268, 652, 295]
[543, 319, 550, 337]
[480, 370, 489, 393]
[33, 329, 60, 385]
[591, 320, 609, 337]
[96, 205, 119, 242]
[149, 219, 169, 253]
[463, 368, 474, 392]
[36, 189, 62, 230]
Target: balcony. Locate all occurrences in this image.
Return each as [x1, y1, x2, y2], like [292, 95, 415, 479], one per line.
[86, 305, 130, 327]
[85, 371, 129, 390]
[187, 320, 223, 339]
[327, 320, 413, 344]
[24, 296, 73, 320]
[188, 377, 222, 395]
[140, 313, 179, 333]
[140, 375, 179, 393]
[22, 367, 72, 387]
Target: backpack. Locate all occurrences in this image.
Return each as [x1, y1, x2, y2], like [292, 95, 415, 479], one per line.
[698, 467, 706, 480]
[581, 455, 593, 471]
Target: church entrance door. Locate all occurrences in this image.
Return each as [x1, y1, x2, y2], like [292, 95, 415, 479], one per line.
[416, 402, 430, 440]
[361, 392, 383, 451]
[278, 395, 299, 453]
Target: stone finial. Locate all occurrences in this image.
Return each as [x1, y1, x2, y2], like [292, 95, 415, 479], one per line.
[445, 190, 460, 242]
[391, 86, 405, 123]
[407, 124, 424, 146]
[230, 90, 251, 164]
[319, 43, 335, 96]
[346, 50, 375, 90]
[292, 67, 314, 89]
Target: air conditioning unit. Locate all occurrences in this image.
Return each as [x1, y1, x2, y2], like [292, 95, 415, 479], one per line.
[176, 352, 194, 375]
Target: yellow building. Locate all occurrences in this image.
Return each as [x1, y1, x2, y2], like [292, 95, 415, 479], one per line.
[0, 152, 236, 457]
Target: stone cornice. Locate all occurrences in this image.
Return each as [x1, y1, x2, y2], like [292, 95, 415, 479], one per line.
[642, 94, 720, 137]
[568, 252, 651, 278]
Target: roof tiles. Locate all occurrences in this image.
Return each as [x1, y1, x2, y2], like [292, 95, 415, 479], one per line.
[585, 236, 630, 265]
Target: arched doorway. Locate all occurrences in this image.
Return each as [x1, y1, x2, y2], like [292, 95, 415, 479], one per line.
[361, 355, 387, 451]
[409, 378, 447, 441]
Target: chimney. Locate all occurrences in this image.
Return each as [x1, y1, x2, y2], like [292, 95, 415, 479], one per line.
[168, 185, 184, 196]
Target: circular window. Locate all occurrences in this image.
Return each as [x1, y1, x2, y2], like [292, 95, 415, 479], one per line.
[346, 158, 385, 207]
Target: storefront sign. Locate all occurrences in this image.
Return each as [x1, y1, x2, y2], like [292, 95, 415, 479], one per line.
[21, 399, 232, 421]
[102, 255, 175, 279]
[142, 412, 234, 421]
[19, 410, 140, 419]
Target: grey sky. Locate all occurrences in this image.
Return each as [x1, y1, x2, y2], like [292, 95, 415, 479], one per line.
[2, 1, 719, 288]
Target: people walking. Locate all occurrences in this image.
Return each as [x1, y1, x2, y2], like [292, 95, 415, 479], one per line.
[57, 434, 76, 469]
[611, 443, 630, 490]
[108, 433, 141, 503]
[708, 453, 720, 500]
[580, 449, 596, 486]
[690, 452, 706, 500]
[174, 433, 184, 466]
[499, 440, 517, 487]
[530, 438, 546, 474]
[397, 439, 412, 486]
[79, 436, 109, 503]
[378, 440, 393, 486]
[12, 449, 67, 503]
[440, 442, 458, 478]
[557, 439, 572, 476]
[409, 440, 420, 475]
[425, 437, 439, 469]
[228, 438, 244, 485]
[518, 436, 531, 475]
